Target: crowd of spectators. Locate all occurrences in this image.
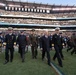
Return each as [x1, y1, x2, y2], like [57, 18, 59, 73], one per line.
[0, 9, 76, 25]
[0, 9, 76, 18]
[0, 18, 76, 25]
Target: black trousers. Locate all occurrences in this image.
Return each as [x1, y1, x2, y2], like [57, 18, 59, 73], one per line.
[53, 49, 64, 60]
[60, 49, 64, 59]
[71, 46, 76, 55]
[5, 47, 14, 62]
[31, 46, 38, 58]
[53, 45, 62, 66]
[19, 46, 25, 61]
[67, 46, 73, 52]
[42, 50, 51, 65]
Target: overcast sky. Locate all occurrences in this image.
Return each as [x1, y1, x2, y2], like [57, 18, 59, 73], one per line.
[7, 0, 76, 6]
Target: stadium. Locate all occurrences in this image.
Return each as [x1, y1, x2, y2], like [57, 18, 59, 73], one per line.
[0, 0, 76, 75]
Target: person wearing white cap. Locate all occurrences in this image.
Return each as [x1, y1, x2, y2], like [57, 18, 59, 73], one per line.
[52, 27, 63, 67]
[4, 27, 16, 64]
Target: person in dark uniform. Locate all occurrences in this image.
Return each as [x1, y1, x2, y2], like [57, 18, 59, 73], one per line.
[4, 27, 16, 64]
[39, 33, 44, 49]
[71, 33, 76, 55]
[67, 36, 73, 52]
[17, 31, 27, 62]
[52, 27, 63, 67]
[59, 32, 64, 60]
[40, 30, 51, 66]
[63, 35, 67, 48]
[30, 29, 38, 59]
[25, 33, 30, 53]
[48, 32, 53, 50]
[0, 32, 4, 52]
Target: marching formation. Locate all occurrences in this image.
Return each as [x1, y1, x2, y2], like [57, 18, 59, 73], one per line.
[0, 27, 76, 68]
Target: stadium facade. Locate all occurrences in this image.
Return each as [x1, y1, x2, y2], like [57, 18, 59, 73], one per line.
[0, 0, 76, 31]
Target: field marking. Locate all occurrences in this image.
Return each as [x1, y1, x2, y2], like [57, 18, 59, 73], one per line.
[39, 50, 65, 75]
[50, 62, 65, 75]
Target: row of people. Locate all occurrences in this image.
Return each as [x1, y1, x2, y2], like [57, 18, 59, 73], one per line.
[0, 27, 76, 67]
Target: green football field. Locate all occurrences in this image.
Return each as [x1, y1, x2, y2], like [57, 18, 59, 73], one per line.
[0, 50, 55, 75]
[0, 48, 76, 75]
[50, 48, 76, 75]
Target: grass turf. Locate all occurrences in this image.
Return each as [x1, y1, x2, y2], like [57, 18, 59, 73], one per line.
[0, 51, 55, 75]
[0, 48, 76, 75]
[50, 48, 76, 75]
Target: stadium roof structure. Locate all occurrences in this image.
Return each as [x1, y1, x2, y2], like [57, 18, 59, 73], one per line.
[0, 1, 76, 14]
[0, 0, 76, 9]
[2, 0, 76, 7]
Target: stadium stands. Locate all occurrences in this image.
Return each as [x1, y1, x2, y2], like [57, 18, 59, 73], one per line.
[0, 0, 76, 29]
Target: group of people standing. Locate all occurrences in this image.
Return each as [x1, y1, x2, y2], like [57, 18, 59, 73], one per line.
[0, 27, 76, 68]
[41, 27, 64, 67]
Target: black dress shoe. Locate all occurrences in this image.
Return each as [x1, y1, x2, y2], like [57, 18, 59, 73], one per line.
[67, 49, 68, 52]
[10, 60, 13, 62]
[71, 52, 73, 55]
[35, 57, 37, 59]
[59, 64, 63, 67]
[32, 57, 34, 59]
[48, 64, 51, 66]
[22, 59, 25, 62]
[53, 58, 55, 61]
[4, 61, 9, 65]
[42, 58, 44, 61]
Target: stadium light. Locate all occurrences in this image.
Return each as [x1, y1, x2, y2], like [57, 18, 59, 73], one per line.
[19, 7, 21, 11]
[37, 9, 40, 12]
[12, 7, 14, 11]
[5, 6, 8, 10]
[43, 10, 46, 13]
[25, 8, 27, 11]
[46, 10, 50, 13]
[31, 9, 34, 12]
[34, 9, 36, 12]
[15, 7, 18, 11]
[8, 7, 11, 10]
[28, 8, 30, 12]
[22, 8, 24, 11]
[40, 9, 42, 13]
